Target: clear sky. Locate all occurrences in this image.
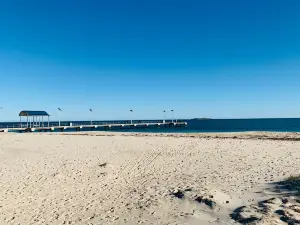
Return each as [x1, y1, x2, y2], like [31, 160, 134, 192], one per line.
[0, 0, 300, 121]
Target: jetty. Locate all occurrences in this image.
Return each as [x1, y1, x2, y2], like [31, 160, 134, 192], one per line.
[0, 122, 187, 133]
[0, 110, 187, 133]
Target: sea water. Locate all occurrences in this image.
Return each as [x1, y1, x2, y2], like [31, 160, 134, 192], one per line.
[2, 118, 300, 133]
[110, 118, 300, 133]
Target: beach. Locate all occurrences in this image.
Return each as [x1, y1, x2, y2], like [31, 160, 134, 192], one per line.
[1, 132, 300, 225]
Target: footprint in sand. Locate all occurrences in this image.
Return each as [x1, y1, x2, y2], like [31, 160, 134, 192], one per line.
[98, 163, 107, 167]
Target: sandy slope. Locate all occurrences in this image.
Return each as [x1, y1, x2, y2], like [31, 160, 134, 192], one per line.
[0, 132, 300, 224]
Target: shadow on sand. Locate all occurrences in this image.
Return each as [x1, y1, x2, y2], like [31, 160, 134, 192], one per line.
[269, 175, 300, 197]
[231, 176, 300, 224]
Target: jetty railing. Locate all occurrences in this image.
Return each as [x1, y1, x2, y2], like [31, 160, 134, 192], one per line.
[0, 120, 183, 129]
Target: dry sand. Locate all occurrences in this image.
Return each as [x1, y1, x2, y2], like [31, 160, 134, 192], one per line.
[0, 131, 300, 224]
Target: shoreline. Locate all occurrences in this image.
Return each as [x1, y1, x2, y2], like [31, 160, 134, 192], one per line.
[42, 130, 300, 141]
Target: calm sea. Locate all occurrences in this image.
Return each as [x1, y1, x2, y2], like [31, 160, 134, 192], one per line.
[111, 118, 300, 133]
[1, 118, 300, 133]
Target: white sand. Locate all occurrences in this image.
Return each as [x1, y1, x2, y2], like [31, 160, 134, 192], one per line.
[0, 131, 300, 224]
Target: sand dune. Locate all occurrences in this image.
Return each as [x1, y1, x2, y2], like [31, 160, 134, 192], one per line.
[0, 132, 300, 224]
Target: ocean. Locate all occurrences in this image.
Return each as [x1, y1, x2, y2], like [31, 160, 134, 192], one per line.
[1, 118, 300, 133]
[110, 118, 300, 133]
[185, 118, 300, 132]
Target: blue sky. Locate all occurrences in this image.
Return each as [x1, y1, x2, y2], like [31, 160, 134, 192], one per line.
[0, 0, 299, 121]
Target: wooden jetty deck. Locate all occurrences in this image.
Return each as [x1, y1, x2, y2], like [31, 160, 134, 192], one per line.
[0, 122, 187, 133]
